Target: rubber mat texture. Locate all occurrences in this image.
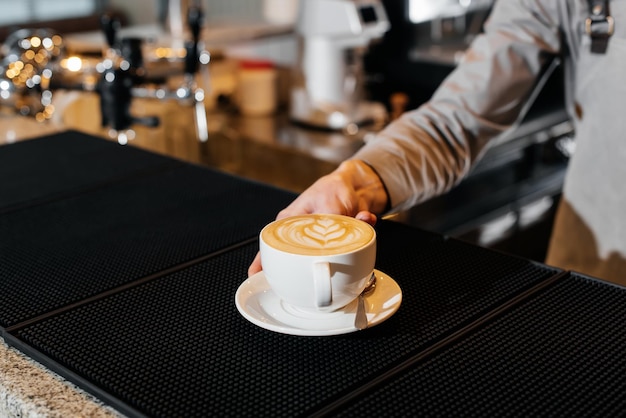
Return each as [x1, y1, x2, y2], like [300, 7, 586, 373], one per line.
[0, 163, 295, 327]
[333, 272, 626, 417]
[10, 221, 560, 417]
[373, 223, 560, 348]
[2, 131, 571, 417]
[0, 130, 179, 212]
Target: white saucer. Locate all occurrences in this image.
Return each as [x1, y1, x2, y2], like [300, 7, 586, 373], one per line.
[235, 269, 402, 336]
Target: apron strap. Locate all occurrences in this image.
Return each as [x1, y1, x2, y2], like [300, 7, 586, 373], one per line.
[586, 0, 614, 54]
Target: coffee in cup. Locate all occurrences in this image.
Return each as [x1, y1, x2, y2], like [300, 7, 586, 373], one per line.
[259, 213, 376, 312]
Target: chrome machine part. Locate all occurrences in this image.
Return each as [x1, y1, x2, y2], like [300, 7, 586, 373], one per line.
[0, 28, 66, 121]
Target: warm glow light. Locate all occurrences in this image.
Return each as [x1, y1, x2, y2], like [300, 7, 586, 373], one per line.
[43, 105, 55, 117]
[155, 47, 170, 58]
[66, 56, 83, 72]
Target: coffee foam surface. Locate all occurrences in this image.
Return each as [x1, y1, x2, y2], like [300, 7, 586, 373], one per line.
[261, 214, 375, 255]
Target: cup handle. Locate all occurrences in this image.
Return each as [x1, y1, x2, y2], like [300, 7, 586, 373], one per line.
[313, 261, 332, 307]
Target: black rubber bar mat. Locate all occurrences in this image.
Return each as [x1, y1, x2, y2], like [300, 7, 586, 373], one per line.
[329, 272, 626, 417]
[373, 223, 561, 351]
[6, 221, 560, 417]
[0, 130, 180, 213]
[0, 163, 295, 328]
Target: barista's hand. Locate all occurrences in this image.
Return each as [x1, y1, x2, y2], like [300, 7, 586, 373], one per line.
[247, 159, 389, 276]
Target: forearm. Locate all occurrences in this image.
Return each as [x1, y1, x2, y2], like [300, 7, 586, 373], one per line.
[354, 0, 562, 213]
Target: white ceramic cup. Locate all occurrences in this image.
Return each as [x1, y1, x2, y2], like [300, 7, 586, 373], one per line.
[259, 213, 376, 312]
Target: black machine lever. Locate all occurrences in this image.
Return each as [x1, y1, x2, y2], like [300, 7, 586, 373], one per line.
[100, 13, 121, 51]
[97, 13, 160, 135]
[96, 4, 209, 141]
[185, 4, 204, 77]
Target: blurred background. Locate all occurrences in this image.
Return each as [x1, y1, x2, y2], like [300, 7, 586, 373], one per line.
[0, 0, 574, 263]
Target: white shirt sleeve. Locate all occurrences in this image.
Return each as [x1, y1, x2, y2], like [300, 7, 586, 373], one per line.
[352, 0, 562, 212]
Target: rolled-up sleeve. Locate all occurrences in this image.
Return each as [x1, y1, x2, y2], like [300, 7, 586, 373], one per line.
[353, 0, 562, 212]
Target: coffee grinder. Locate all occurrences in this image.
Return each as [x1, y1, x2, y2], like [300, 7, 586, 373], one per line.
[290, 0, 390, 131]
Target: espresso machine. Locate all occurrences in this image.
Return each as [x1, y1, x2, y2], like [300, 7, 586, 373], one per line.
[0, 1, 210, 144]
[290, 0, 390, 131]
[97, 3, 209, 144]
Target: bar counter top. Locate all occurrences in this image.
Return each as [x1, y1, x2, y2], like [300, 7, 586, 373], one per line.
[2, 130, 624, 417]
[0, 90, 571, 416]
[0, 337, 121, 417]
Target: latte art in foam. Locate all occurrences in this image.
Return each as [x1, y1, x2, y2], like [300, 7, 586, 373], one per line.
[262, 214, 375, 255]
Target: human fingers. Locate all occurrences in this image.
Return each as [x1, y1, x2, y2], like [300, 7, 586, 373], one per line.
[248, 251, 263, 277]
[355, 210, 377, 226]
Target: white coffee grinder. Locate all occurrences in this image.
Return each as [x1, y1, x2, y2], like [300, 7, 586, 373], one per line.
[290, 0, 390, 131]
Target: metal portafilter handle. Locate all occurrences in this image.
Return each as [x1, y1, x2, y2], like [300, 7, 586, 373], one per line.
[185, 4, 204, 76]
[188, 3, 203, 44]
[185, 2, 209, 141]
[100, 13, 121, 52]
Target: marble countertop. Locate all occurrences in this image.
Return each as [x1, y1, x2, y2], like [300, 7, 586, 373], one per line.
[0, 336, 122, 418]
